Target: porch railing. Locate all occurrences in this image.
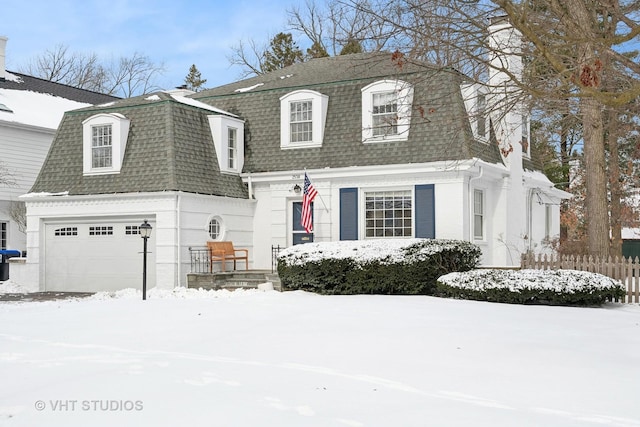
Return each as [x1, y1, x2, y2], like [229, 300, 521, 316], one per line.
[189, 247, 210, 273]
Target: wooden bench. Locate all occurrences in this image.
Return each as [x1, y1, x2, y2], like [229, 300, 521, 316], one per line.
[207, 241, 249, 272]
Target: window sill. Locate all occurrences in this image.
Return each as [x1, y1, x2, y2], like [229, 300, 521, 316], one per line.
[280, 142, 323, 150]
[362, 135, 408, 144]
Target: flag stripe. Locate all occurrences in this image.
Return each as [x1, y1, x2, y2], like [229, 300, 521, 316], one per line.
[301, 172, 317, 233]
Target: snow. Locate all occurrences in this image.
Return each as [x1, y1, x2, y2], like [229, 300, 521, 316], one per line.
[278, 239, 474, 266]
[0, 283, 638, 426]
[0, 87, 90, 129]
[168, 94, 237, 116]
[439, 269, 622, 292]
[144, 95, 161, 101]
[234, 82, 264, 93]
[19, 191, 69, 198]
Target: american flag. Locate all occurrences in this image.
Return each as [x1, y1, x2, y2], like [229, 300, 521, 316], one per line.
[301, 172, 318, 233]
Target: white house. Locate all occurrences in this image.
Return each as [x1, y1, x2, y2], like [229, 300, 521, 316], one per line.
[0, 36, 117, 254]
[23, 20, 569, 292]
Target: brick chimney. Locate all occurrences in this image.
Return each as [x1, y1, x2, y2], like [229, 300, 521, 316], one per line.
[0, 36, 7, 81]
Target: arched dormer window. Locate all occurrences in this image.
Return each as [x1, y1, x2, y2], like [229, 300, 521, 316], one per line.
[361, 80, 413, 143]
[279, 90, 328, 149]
[82, 113, 130, 175]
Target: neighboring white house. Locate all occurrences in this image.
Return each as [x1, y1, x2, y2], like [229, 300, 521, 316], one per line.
[0, 36, 117, 254]
[23, 20, 570, 293]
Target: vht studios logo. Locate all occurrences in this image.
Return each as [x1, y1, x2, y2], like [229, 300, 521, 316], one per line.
[35, 400, 143, 412]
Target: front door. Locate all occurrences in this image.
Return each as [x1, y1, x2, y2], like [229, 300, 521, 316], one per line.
[292, 201, 313, 245]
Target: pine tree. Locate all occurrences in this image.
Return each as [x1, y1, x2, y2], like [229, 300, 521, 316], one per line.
[306, 41, 329, 59]
[184, 64, 207, 92]
[262, 33, 304, 73]
[339, 38, 363, 55]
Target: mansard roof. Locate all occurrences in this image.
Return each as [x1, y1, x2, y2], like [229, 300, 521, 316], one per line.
[30, 91, 247, 198]
[193, 52, 504, 173]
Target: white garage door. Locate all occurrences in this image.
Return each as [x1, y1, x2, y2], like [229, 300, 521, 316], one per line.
[45, 218, 156, 292]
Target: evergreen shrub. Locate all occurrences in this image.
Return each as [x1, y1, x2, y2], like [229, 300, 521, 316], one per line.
[436, 269, 625, 306]
[277, 239, 481, 295]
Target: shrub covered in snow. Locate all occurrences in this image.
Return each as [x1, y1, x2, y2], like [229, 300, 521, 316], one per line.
[277, 239, 481, 295]
[436, 269, 625, 306]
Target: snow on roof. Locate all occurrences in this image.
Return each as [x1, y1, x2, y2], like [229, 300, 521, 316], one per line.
[234, 83, 264, 93]
[0, 88, 90, 129]
[145, 95, 161, 101]
[19, 191, 69, 198]
[169, 94, 237, 117]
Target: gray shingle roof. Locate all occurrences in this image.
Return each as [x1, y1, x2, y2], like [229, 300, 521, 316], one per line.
[0, 71, 118, 105]
[30, 92, 248, 198]
[193, 52, 504, 173]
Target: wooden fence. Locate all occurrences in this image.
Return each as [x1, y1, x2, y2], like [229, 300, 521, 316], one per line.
[521, 253, 640, 303]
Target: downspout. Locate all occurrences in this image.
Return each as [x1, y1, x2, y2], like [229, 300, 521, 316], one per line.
[247, 174, 253, 199]
[176, 192, 182, 287]
[468, 166, 483, 241]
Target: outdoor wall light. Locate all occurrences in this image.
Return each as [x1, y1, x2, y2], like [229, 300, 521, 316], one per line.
[140, 220, 152, 300]
[293, 184, 302, 194]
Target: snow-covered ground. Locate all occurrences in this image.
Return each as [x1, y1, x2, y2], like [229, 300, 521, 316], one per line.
[0, 281, 638, 427]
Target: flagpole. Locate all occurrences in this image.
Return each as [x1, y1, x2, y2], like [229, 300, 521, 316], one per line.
[304, 170, 329, 212]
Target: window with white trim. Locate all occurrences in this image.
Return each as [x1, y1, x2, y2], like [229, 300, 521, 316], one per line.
[228, 128, 237, 169]
[365, 190, 412, 238]
[290, 101, 313, 142]
[208, 115, 245, 173]
[82, 113, 130, 175]
[125, 225, 140, 235]
[279, 90, 328, 149]
[473, 189, 484, 240]
[207, 217, 224, 240]
[92, 124, 113, 168]
[1, 222, 6, 249]
[362, 80, 413, 142]
[372, 92, 398, 137]
[476, 94, 487, 139]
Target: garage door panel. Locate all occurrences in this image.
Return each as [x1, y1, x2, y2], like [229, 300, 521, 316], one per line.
[45, 219, 156, 292]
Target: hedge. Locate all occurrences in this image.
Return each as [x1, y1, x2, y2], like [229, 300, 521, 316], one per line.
[277, 239, 481, 295]
[436, 269, 625, 306]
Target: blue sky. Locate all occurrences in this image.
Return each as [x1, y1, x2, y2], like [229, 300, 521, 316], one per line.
[1, 0, 296, 90]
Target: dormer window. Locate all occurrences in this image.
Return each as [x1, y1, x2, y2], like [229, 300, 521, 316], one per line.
[92, 125, 113, 168]
[228, 127, 237, 169]
[208, 115, 245, 173]
[362, 80, 413, 143]
[290, 101, 313, 142]
[461, 83, 489, 143]
[280, 90, 328, 149]
[82, 113, 130, 175]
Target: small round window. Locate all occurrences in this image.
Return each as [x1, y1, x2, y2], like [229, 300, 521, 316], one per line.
[208, 218, 222, 240]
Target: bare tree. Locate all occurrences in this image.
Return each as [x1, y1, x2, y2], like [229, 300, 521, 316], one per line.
[340, 0, 640, 257]
[0, 161, 15, 188]
[19, 45, 165, 97]
[8, 201, 26, 234]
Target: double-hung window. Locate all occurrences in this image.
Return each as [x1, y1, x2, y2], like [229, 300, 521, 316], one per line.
[365, 190, 412, 238]
[228, 128, 237, 169]
[362, 80, 413, 142]
[279, 90, 328, 149]
[372, 92, 398, 137]
[473, 189, 484, 240]
[91, 125, 113, 168]
[82, 113, 130, 175]
[290, 101, 313, 143]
